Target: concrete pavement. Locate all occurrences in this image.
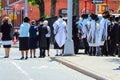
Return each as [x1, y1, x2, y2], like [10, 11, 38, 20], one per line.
[0, 43, 120, 80]
[0, 47, 95, 80]
[51, 53, 120, 80]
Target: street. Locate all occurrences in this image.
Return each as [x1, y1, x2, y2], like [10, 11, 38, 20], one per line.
[0, 47, 95, 80]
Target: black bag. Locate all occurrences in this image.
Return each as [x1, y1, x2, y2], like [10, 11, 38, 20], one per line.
[10, 28, 13, 39]
[79, 39, 84, 49]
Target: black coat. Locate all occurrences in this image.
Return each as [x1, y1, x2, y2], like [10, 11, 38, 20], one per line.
[38, 25, 48, 49]
[0, 22, 12, 40]
[113, 23, 120, 44]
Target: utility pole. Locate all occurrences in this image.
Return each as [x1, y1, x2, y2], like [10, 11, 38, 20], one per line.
[24, 0, 28, 17]
[6, 0, 9, 16]
[64, 0, 74, 56]
[95, 4, 98, 14]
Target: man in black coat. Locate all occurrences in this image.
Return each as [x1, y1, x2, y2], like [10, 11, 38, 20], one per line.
[72, 16, 79, 54]
[114, 17, 120, 57]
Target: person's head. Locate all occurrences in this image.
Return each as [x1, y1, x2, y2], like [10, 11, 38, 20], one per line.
[43, 20, 48, 26]
[24, 17, 30, 23]
[102, 11, 110, 19]
[81, 14, 88, 19]
[2, 16, 11, 23]
[31, 20, 36, 26]
[114, 17, 119, 23]
[109, 15, 115, 22]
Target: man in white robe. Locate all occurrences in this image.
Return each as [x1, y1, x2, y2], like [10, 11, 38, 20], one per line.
[80, 14, 89, 54]
[87, 14, 100, 56]
[53, 15, 67, 56]
[98, 11, 110, 56]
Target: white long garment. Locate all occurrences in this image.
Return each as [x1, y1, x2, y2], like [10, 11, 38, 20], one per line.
[98, 18, 109, 46]
[87, 20, 100, 46]
[81, 19, 89, 38]
[53, 18, 67, 47]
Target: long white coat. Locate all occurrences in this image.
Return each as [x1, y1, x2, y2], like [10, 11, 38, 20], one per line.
[87, 20, 100, 46]
[53, 18, 67, 47]
[98, 18, 109, 46]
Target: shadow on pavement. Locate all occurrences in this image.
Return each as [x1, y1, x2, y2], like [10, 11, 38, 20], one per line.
[107, 58, 120, 64]
[48, 59, 55, 62]
[113, 66, 120, 70]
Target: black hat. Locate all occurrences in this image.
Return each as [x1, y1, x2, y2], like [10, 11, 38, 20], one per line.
[115, 17, 119, 22]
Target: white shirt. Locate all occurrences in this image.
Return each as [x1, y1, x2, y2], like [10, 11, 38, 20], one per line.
[19, 23, 30, 37]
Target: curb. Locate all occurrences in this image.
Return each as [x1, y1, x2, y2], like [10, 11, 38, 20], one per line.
[50, 57, 109, 80]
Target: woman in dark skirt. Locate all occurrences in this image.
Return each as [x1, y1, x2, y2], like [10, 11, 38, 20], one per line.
[29, 20, 38, 58]
[19, 17, 30, 60]
[38, 20, 48, 58]
[0, 17, 13, 58]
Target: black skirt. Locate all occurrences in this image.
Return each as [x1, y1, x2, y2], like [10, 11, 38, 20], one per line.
[46, 37, 50, 50]
[3, 45, 11, 48]
[29, 37, 38, 49]
[19, 37, 29, 50]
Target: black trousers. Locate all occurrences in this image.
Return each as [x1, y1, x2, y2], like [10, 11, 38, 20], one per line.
[40, 48, 45, 58]
[73, 36, 79, 54]
[117, 44, 120, 57]
[89, 47, 96, 56]
[108, 39, 116, 56]
[83, 38, 89, 54]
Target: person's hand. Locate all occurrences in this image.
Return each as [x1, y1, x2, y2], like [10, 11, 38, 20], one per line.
[108, 36, 110, 40]
[116, 44, 119, 46]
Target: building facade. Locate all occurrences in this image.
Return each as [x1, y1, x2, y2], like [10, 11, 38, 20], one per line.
[1, 0, 120, 28]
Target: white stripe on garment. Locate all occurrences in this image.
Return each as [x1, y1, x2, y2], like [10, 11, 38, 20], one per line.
[2, 40, 12, 45]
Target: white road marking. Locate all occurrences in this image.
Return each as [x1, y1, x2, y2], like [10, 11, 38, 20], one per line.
[11, 61, 34, 80]
[31, 65, 61, 70]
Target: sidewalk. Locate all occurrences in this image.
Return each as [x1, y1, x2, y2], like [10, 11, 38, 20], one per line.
[0, 44, 120, 80]
[51, 53, 120, 80]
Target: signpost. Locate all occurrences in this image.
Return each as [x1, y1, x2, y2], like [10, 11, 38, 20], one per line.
[92, 0, 104, 4]
[4, 6, 13, 10]
[92, 0, 104, 14]
[9, 14, 17, 20]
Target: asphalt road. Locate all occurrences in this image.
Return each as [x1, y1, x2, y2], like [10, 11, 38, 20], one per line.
[0, 47, 95, 80]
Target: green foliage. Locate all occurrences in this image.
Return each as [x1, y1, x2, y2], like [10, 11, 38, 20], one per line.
[28, 0, 36, 6]
[41, 14, 50, 19]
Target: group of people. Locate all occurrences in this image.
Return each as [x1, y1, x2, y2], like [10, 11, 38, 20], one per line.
[74, 11, 120, 57]
[0, 17, 51, 59]
[0, 11, 120, 59]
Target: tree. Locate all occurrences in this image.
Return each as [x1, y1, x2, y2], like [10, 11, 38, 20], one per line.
[29, 0, 45, 19]
[51, 0, 57, 17]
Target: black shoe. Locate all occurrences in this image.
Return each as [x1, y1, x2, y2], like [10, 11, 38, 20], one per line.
[48, 54, 50, 56]
[4, 56, 9, 58]
[34, 56, 36, 58]
[55, 54, 59, 56]
[20, 57, 24, 60]
[38, 56, 42, 58]
[30, 56, 32, 58]
[59, 54, 63, 56]
[25, 57, 28, 60]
